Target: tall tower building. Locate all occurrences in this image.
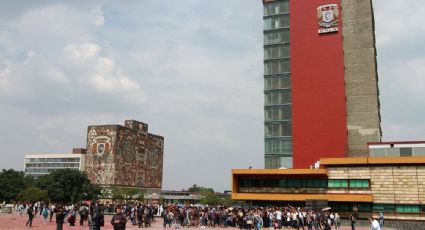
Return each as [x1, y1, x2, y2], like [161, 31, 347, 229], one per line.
[262, 0, 381, 169]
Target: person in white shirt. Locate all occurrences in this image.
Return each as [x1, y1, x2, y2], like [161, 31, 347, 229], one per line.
[275, 209, 282, 228]
[368, 216, 381, 230]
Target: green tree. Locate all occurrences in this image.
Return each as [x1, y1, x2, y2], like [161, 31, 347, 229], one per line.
[17, 187, 49, 203]
[200, 193, 220, 205]
[0, 169, 33, 202]
[187, 184, 215, 195]
[36, 169, 100, 203]
[110, 187, 144, 204]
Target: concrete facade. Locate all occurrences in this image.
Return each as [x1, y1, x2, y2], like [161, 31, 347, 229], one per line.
[341, 0, 382, 157]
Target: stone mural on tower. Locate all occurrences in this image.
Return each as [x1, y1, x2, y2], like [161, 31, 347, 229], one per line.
[85, 120, 163, 188]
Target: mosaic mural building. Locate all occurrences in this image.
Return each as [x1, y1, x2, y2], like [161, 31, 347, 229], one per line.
[85, 120, 164, 189]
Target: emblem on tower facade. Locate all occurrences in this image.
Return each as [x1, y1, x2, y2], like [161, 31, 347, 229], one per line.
[317, 4, 339, 34]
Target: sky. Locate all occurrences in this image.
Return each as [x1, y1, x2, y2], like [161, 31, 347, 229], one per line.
[0, 0, 424, 192]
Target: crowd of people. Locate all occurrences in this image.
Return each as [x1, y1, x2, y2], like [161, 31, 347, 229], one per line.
[16, 201, 105, 229]
[15, 201, 158, 230]
[160, 205, 341, 230]
[13, 202, 384, 230]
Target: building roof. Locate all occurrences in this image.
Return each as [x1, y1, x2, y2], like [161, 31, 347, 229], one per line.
[232, 169, 327, 175]
[232, 193, 373, 203]
[320, 156, 425, 166]
[25, 153, 83, 158]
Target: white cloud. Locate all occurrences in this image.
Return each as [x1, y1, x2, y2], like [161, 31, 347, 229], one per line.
[63, 43, 101, 62]
[91, 7, 105, 27]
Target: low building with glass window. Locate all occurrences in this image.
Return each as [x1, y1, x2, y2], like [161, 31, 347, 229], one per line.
[24, 153, 85, 178]
[232, 156, 425, 221]
[368, 141, 425, 157]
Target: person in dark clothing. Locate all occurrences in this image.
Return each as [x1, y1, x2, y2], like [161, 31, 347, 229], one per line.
[350, 211, 358, 230]
[50, 205, 57, 222]
[56, 205, 67, 230]
[25, 204, 34, 227]
[111, 206, 127, 230]
[137, 203, 144, 228]
[79, 204, 88, 226]
[89, 203, 102, 230]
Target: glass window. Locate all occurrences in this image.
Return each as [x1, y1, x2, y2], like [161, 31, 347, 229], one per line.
[264, 45, 291, 59]
[264, 18, 273, 30]
[328, 179, 348, 188]
[278, 14, 290, 28]
[373, 204, 396, 212]
[413, 147, 425, 156]
[349, 179, 369, 188]
[264, 2, 278, 16]
[386, 148, 400, 157]
[400, 148, 412, 157]
[279, 179, 286, 187]
[264, 30, 290, 44]
[265, 90, 291, 105]
[265, 106, 292, 121]
[278, 0, 289, 13]
[264, 16, 282, 30]
[357, 204, 372, 212]
[281, 157, 292, 168]
[266, 122, 292, 137]
[264, 76, 291, 90]
[370, 148, 386, 157]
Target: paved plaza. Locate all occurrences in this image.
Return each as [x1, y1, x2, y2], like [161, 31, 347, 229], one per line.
[0, 213, 394, 230]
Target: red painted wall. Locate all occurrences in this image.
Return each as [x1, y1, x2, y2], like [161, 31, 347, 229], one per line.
[290, 0, 347, 168]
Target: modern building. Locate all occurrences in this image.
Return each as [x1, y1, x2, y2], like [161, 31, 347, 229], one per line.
[369, 141, 425, 157]
[159, 190, 203, 205]
[24, 153, 85, 178]
[263, 0, 381, 168]
[84, 120, 164, 189]
[232, 156, 425, 221]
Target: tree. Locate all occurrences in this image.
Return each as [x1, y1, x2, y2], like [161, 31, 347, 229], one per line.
[187, 184, 215, 195]
[200, 193, 221, 205]
[36, 169, 100, 203]
[0, 169, 34, 202]
[110, 186, 144, 204]
[17, 188, 49, 203]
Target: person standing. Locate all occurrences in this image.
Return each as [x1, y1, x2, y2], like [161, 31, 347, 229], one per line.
[25, 204, 34, 227]
[378, 212, 384, 228]
[349, 212, 358, 230]
[369, 216, 381, 230]
[111, 206, 127, 230]
[56, 205, 66, 230]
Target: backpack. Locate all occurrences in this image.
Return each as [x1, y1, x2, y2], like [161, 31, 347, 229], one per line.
[42, 208, 49, 216]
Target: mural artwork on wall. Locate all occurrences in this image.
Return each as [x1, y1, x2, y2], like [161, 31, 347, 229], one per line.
[85, 120, 163, 189]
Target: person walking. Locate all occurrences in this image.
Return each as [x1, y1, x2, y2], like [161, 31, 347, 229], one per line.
[25, 204, 34, 227]
[334, 213, 341, 230]
[79, 204, 88, 226]
[42, 205, 50, 224]
[111, 206, 127, 230]
[369, 216, 381, 230]
[56, 205, 66, 230]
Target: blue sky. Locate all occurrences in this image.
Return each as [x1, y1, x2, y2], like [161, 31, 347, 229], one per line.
[0, 0, 424, 192]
